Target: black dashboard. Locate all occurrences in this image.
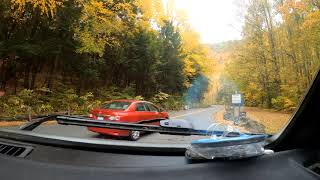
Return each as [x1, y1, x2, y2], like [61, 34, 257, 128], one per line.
[0, 136, 319, 180]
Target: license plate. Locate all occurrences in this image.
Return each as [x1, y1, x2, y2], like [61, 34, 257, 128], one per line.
[97, 116, 104, 120]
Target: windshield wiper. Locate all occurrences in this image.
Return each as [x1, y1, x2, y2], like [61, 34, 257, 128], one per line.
[17, 115, 271, 159]
[19, 115, 265, 137]
[19, 115, 58, 131]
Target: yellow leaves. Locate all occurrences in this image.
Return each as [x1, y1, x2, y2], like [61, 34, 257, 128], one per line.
[135, 0, 167, 26]
[178, 15, 216, 77]
[271, 96, 296, 111]
[89, 0, 110, 15]
[80, 0, 116, 25]
[180, 29, 215, 77]
[10, 0, 62, 18]
[183, 57, 197, 78]
[303, 10, 320, 30]
[136, 0, 153, 18]
[74, 0, 123, 56]
[33, 0, 59, 17]
[113, 2, 137, 20]
[181, 30, 200, 52]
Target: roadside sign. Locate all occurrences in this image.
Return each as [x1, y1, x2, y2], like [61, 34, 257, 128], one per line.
[232, 94, 242, 104]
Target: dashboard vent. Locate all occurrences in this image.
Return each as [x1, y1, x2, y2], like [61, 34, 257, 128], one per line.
[0, 142, 33, 158]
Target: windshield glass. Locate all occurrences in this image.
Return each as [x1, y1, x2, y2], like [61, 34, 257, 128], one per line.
[0, 0, 319, 145]
[102, 102, 131, 110]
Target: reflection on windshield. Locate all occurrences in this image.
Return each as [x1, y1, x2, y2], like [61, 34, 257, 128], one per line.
[0, 0, 319, 145]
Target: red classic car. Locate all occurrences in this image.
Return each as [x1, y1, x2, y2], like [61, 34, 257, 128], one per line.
[87, 100, 169, 140]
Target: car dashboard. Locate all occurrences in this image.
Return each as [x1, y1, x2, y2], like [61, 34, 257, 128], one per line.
[0, 136, 319, 180]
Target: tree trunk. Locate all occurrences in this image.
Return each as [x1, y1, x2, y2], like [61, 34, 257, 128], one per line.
[30, 65, 38, 90]
[13, 72, 17, 94]
[23, 64, 31, 89]
[46, 57, 58, 89]
[0, 60, 7, 91]
[263, 0, 281, 95]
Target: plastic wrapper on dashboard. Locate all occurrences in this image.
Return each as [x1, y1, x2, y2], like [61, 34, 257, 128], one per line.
[185, 142, 265, 160]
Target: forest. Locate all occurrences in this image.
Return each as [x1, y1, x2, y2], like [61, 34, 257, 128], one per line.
[0, 0, 216, 117]
[1, 0, 320, 118]
[217, 0, 320, 112]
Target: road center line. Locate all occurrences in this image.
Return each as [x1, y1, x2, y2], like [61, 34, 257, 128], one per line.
[171, 108, 212, 118]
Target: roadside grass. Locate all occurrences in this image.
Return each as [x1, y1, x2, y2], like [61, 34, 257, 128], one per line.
[0, 120, 57, 127]
[0, 121, 26, 127]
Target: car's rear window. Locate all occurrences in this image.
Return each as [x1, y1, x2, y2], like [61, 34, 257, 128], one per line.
[102, 102, 131, 110]
[146, 103, 159, 112]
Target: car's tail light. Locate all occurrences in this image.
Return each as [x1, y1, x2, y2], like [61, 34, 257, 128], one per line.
[108, 116, 120, 121]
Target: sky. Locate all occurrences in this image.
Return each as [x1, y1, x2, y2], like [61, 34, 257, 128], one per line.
[166, 0, 243, 44]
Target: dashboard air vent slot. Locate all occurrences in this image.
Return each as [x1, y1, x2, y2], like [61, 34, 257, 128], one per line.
[0, 142, 33, 158]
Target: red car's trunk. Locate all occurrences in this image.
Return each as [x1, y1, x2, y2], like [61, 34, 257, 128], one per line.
[88, 108, 130, 137]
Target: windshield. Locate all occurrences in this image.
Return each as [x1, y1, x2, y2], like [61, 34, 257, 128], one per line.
[102, 102, 131, 110]
[0, 0, 319, 146]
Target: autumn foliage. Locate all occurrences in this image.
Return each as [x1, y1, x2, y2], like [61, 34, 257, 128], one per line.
[0, 0, 216, 117]
[220, 0, 320, 111]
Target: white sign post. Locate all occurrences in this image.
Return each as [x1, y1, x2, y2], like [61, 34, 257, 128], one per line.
[232, 93, 242, 124]
[232, 94, 242, 104]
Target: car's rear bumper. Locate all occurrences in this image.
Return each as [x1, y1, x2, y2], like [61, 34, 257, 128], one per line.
[87, 127, 130, 137]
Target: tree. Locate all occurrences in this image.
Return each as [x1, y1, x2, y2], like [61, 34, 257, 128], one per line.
[223, 0, 320, 111]
[157, 21, 185, 94]
[0, 0, 218, 116]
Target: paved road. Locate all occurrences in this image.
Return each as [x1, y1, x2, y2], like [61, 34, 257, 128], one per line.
[8, 105, 224, 144]
[170, 106, 223, 130]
